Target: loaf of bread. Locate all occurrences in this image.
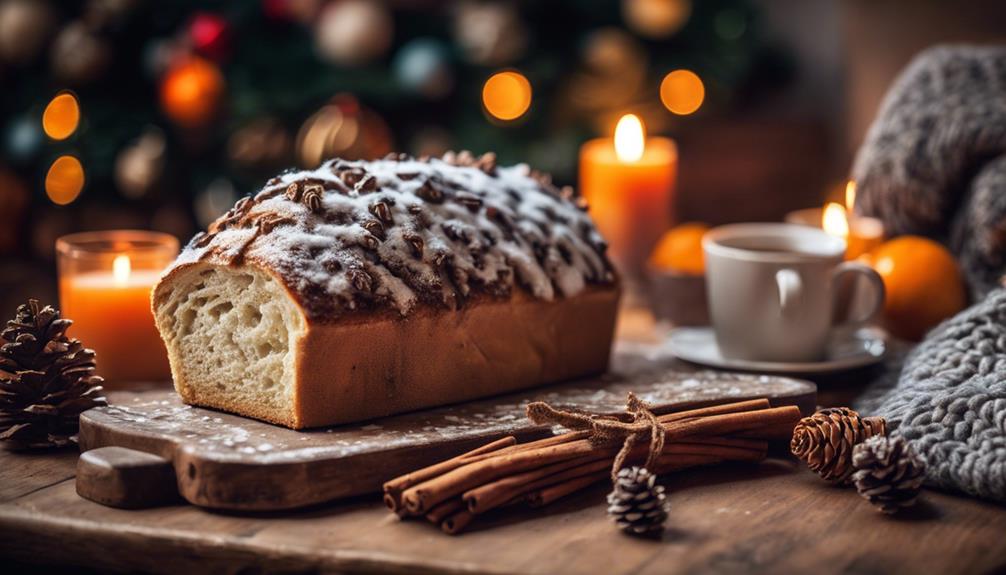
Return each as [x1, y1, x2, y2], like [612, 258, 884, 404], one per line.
[152, 152, 619, 428]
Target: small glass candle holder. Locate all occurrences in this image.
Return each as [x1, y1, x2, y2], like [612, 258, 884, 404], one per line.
[56, 230, 179, 386]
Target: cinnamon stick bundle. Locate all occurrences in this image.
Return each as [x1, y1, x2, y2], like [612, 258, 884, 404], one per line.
[383, 396, 801, 535]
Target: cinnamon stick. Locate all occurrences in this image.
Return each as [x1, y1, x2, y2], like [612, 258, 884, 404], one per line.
[403, 405, 791, 514]
[733, 421, 803, 440]
[658, 399, 772, 423]
[465, 456, 611, 515]
[525, 473, 607, 508]
[402, 440, 600, 513]
[425, 498, 465, 524]
[521, 453, 736, 511]
[663, 405, 801, 440]
[384, 435, 516, 513]
[441, 509, 475, 535]
[391, 398, 800, 534]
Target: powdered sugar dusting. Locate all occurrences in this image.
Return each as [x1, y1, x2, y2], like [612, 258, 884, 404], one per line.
[167, 153, 614, 319]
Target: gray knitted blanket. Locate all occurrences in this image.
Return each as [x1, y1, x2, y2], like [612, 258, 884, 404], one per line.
[852, 45, 1006, 502]
[855, 289, 1006, 502]
[852, 45, 1006, 300]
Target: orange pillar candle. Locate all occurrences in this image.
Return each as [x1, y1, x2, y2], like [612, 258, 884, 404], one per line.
[579, 114, 677, 281]
[57, 231, 179, 385]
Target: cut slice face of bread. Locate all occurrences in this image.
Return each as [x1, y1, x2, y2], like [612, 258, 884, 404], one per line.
[153, 264, 305, 427]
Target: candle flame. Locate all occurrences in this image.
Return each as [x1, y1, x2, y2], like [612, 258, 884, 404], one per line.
[113, 254, 131, 286]
[614, 114, 645, 162]
[822, 202, 849, 238]
[845, 180, 857, 213]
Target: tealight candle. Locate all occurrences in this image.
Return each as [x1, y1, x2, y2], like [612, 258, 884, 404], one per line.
[579, 114, 677, 284]
[786, 182, 884, 260]
[56, 230, 179, 385]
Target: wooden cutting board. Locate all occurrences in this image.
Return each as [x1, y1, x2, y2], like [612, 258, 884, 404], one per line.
[76, 343, 816, 511]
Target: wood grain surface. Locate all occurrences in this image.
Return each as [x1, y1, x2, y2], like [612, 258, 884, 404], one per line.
[77, 343, 816, 511]
[2, 446, 1005, 575]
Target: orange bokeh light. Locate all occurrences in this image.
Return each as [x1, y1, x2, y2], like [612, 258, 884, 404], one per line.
[660, 69, 704, 115]
[46, 155, 85, 205]
[42, 92, 81, 140]
[160, 56, 225, 127]
[482, 71, 532, 121]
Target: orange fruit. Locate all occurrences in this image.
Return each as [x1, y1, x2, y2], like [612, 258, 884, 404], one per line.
[867, 236, 967, 341]
[649, 222, 709, 275]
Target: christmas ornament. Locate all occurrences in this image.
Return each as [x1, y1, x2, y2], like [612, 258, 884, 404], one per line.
[622, 0, 691, 39]
[0, 168, 29, 253]
[865, 236, 967, 341]
[4, 114, 43, 163]
[393, 38, 454, 99]
[0, 0, 54, 65]
[314, 0, 393, 66]
[160, 56, 225, 128]
[791, 407, 887, 483]
[227, 118, 291, 171]
[851, 435, 926, 514]
[188, 12, 231, 62]
[452, 1, 527, 66]
[0, 299, 106, 449]
[50, 21, 112, 85]
[115, 129, 166, 199]
[607, 466, 669, 536]
[567, 28, 647, 114]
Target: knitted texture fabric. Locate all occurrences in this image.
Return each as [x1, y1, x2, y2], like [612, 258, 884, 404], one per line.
[851, 45, 1006, 300]
[855, 288, 1006, 502]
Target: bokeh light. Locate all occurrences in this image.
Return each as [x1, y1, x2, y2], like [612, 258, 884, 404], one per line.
[482, 71, 532, 121]
[160, 56, 225, 127]
[660, 69, 705, 115]
[623, 0, 692, 39]
[42, 92, 80, 140]
[45, 155, 85, 205]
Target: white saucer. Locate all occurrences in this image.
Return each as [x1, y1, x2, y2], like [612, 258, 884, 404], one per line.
[666, 326, 888, 374]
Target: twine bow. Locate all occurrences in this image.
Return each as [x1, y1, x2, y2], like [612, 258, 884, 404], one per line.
[526, 392, 666, 482]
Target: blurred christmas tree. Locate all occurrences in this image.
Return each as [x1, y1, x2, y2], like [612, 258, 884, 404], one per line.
[0, 0, 790, 262]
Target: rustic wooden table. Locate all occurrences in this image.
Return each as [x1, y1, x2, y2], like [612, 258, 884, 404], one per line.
[1, 312, 1004, 574]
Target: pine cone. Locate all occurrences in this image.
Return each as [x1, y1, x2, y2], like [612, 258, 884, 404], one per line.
[852, 435, 926, 514]
[0, 299, 107, 449]
[790, 407, 886, 483]
[606, 466, 668, 536]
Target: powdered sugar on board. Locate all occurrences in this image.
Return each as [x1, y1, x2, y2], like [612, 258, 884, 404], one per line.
[82, 344, 815, 466]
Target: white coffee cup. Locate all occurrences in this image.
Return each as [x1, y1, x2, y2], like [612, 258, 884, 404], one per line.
[702, 223, 885, 362]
